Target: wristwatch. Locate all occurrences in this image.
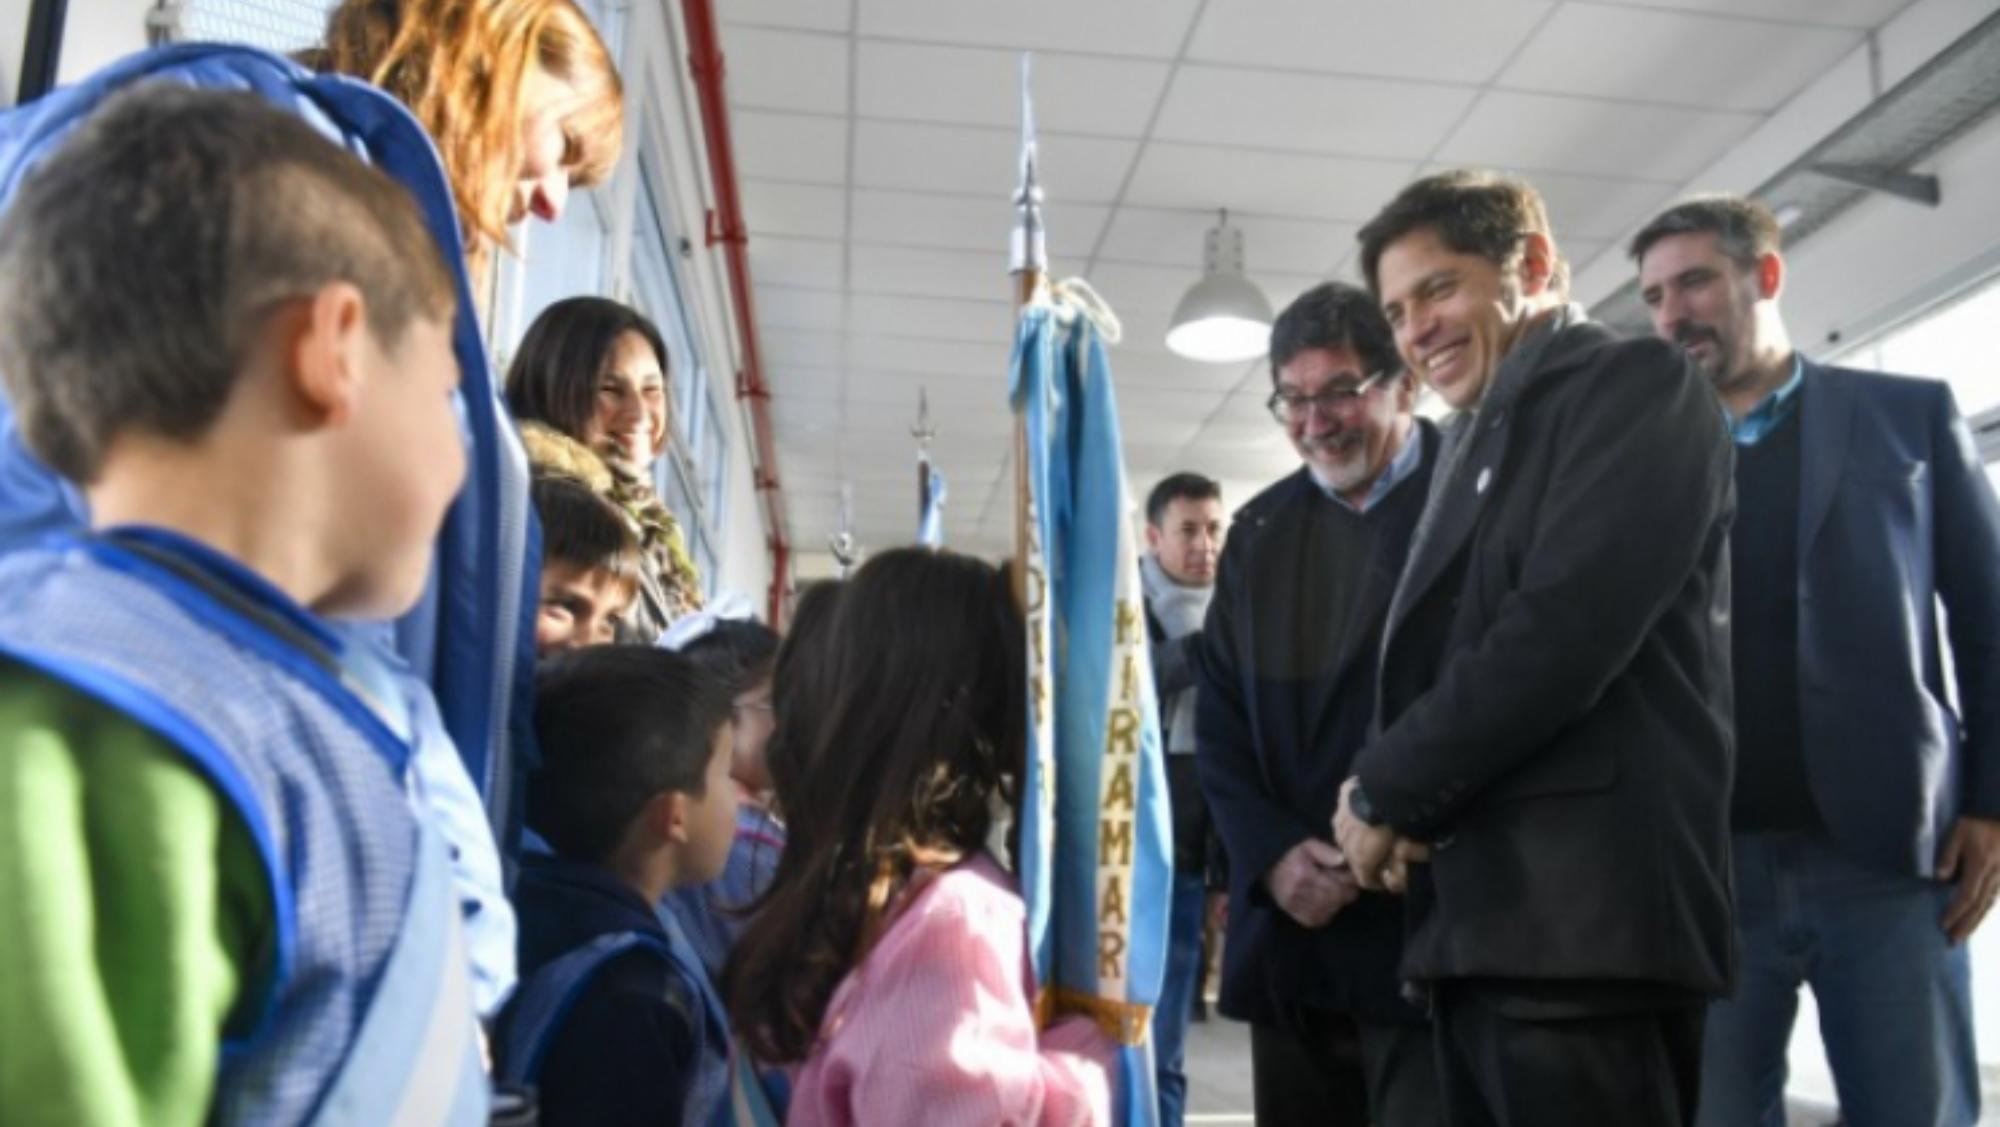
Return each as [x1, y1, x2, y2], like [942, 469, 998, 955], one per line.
[1347, 782, 1378, 826]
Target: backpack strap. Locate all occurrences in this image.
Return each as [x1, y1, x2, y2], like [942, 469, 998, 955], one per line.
[498, 931, 674, 1086]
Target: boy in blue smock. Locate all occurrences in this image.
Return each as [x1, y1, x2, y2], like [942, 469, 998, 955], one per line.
[501, 645, 739, 1126]
[0, 87, 486, 1125]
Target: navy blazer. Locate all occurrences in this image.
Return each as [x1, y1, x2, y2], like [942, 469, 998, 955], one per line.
[1790, 360, 2000, 877]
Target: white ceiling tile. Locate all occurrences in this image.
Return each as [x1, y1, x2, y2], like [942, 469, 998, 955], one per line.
[850, 243, 1017, 301]
[718, 0, 850, 32]
[1089, 261, 1218, 312]
[1498, 6, 1857, 113]
[1097, 207, 1354, 275]
[850, 293, 1016, 342]
[1186, 0, 1554, 84]
[1577, 0, 1912, 29]
[856, 41, 1170, 136]
[1104, 342, 1261, 392]
[852, 120, 1136, 203]
[741, 180, 847, 240]
[722, 26, 851, 114]
[846, 335, 1009, 378]
[1124, 143, 1417, 222]
[1433, 92, 1758, 181]
[766, 365, 844, 401]
[1414, 165, 1678, 243]
[762, 327, 844, 370]
[731, 111, 848, 184]
[747, 235, 843, 289]
[756, 285, 846, 331]
[850, 190, 1111, 256]
[1154, 66, 1476, 161]
[1510, 172, 1676, 243]
[857, 0, 1203, 59]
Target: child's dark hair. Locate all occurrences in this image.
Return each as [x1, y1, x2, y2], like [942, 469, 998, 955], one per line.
[766, 580, 844, 800]
[725, 549, 1022, 1063]
[0, 85, 454, 484]
[532, 475, 641, 586]
[679, 619, 781, 698]
[529, 646, 733, 864]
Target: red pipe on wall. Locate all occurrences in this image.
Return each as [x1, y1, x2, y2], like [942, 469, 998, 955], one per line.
[683, 0, 792, 625]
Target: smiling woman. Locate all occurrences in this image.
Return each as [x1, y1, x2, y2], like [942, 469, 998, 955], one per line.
[508, 295, 706, 640]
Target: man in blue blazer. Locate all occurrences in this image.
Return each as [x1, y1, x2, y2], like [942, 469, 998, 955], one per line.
[1636, 194, 2000, 1127]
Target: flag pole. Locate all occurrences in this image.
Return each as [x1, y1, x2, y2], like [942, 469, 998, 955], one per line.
[1010, 53, 1046, 607]
[913, 387, 936, 543]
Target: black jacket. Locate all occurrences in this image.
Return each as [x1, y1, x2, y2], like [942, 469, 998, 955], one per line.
[1194, 422, 1437, 1026]
[1353, 318, 1735, 997]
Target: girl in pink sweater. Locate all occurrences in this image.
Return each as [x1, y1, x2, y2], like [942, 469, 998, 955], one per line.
[724, 549, 1117, 1126]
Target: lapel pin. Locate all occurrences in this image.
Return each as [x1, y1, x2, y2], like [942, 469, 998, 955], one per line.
[1476, 467, 1492, 494]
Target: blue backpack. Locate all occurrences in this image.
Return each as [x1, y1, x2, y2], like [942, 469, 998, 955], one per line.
[500, 928, 787, 1126]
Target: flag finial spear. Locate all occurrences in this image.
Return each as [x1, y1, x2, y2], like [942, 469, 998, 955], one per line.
[828, 482, 859, 577]
[1010, 53, 1046, 279]
[912, 388, 936, 452]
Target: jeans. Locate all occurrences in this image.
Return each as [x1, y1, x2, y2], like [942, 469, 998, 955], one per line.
[1153, 870, 1207, 1127]
[1696, 830, 1979, 1127]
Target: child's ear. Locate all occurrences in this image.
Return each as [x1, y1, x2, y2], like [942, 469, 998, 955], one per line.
[647, 790, 692, 846]
[287, 282, 371, 427]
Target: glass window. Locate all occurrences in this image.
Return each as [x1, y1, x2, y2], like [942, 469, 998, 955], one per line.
[1836, 269, 2000, 418]
[629, 120, 727, 593]
[180, 0, 336, 52]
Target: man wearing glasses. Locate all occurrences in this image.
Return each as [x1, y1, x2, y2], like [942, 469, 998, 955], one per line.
[1195, 282, 1444, 1125]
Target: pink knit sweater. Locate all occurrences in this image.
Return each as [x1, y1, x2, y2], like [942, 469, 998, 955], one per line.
[786, 853, 1118, 1126]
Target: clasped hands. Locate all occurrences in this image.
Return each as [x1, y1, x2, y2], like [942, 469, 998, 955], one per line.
[1332, 777, 1429, 895]
[1262, 779, 1429, 929]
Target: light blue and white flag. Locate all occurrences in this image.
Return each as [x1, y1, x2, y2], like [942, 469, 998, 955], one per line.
[918, 459, 947, 549]
[1011, 287, 1171, 1127]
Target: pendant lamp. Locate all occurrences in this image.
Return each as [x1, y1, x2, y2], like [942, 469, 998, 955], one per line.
[1166, 209, 1273, 363]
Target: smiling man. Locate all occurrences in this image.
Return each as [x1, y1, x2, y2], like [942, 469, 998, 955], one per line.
[1636, 194, 2000, 1127]
[1195, 283, 1443, 1126]
[1330, 170, 1736, 1126]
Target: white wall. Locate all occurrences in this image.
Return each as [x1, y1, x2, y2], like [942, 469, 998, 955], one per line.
[53, 0, 148, 85]
[0, 0, 29, 106]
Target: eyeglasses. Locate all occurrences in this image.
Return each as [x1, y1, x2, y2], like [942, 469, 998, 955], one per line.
[1266, 370, 1394, 425]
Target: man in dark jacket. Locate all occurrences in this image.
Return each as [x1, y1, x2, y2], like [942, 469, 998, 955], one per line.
[1197, 283, 1443, 1126]
[1333, 170, 1735, 1126]
[1636, 194, 2000, 1127]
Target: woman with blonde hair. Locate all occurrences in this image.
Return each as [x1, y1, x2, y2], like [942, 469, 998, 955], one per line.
[305, 0, 624, 279]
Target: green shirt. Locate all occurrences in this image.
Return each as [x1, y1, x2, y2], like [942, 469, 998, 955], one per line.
[0, 661, 271, 1126]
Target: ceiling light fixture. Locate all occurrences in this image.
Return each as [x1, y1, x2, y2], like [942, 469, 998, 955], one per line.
[1166, 209, 1274, 363]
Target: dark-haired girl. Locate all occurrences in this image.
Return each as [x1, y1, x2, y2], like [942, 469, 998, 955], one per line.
[725, 549, 1114, 1126]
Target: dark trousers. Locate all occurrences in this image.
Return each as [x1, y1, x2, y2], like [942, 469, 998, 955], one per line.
[1251, 1009, 1443, 1127]
[1433, 984, 1706, 1127]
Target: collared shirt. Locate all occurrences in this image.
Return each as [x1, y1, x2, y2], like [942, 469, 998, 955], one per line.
[1728, 355, 1805, 447]
[1310, 422, 1425, 514]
